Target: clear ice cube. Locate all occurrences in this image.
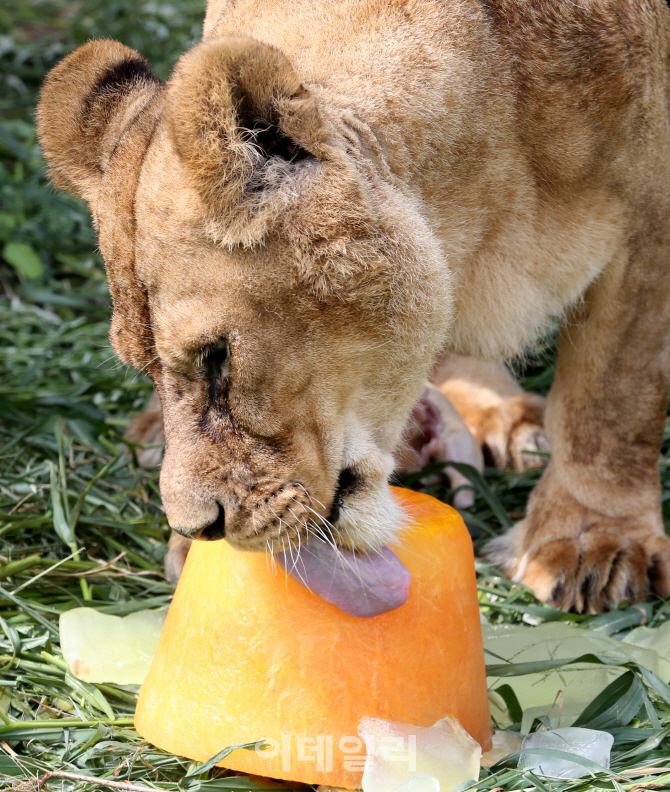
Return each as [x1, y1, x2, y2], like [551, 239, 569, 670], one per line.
[360, 716, 480, 792]
[390, 773, 441, 792]
[59, 606, 168, 685]
[518, 727, 614, 778]
[480, 731, 524, 767]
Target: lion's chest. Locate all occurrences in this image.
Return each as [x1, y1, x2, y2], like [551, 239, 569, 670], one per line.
[433, 184, 625, 359]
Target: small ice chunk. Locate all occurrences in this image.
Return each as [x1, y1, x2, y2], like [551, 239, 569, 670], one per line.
[60, 606, 168, 685]
[480, 731, 524, 767]
[518, 727, 614, 778]
[360, 716, 480, 792]
[520, 702, 585, 736]
[391, 773, 441, 792]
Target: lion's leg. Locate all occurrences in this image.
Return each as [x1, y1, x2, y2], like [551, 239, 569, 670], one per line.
[431, 355, 548, 471]
[125, 392, 164, 468]
[124, 394, 192, 580]
[485, 242, 670, 613]
[165, 533, 193, 584]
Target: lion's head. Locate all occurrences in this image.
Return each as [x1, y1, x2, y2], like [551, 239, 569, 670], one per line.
[37, 36, 451, 554]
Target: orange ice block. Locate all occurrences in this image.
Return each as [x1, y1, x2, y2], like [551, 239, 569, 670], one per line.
[135, 487, 491, 788]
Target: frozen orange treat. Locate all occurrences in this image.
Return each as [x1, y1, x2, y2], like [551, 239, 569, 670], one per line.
[135, 487, 491, 788]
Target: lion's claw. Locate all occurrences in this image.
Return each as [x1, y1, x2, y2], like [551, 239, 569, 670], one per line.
[476, 393, 549, 472]
[485, 503, 670, 613]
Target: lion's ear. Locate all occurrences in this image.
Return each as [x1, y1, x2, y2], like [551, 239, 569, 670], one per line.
[168, 36, 327, 238]
[37, 39, 161, 205]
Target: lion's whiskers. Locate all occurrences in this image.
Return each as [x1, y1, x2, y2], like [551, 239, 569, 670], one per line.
[298, 497, 397, 580]
[133, 354, 159, 378]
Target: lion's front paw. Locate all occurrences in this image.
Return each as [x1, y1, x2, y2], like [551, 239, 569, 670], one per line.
[484, 494, 670, 613]
[165, 533, 193, 584]
[474, 392, 549, 472]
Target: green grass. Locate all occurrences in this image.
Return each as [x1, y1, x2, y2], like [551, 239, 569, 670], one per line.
[2, 2, 670, 790]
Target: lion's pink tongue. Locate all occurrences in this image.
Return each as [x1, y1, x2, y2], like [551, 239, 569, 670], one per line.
[275, 542, 411, 618]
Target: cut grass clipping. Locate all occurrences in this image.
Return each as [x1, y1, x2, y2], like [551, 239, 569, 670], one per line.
[2, 0, 670, 790]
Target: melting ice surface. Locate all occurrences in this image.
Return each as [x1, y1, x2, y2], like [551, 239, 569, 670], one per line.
[59, 607, 168, 685]
[360, 716, 481, 792]
[390, 773, 441, 792]
[518, 727, 614, 779]
[480, 731, 523, 767]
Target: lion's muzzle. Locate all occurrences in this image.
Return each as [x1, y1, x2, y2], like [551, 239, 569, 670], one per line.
[194, 503, 227, 541]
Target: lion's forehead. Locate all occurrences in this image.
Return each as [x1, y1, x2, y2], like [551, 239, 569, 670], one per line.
[146, 281, 354, 372]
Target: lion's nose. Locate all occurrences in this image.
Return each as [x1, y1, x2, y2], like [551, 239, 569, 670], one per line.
[195, 503, 226, 541]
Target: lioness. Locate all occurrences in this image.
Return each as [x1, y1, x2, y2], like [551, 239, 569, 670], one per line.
[38, 0, 670, 614]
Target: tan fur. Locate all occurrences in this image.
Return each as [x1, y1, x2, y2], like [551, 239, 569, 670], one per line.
[37, 0, 670, 612]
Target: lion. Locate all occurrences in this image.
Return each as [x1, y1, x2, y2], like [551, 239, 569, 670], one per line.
[37, 0, 670, 614]
[124, 360, 547, 584]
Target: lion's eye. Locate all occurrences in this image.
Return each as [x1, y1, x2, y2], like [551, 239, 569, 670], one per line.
[195, 339, 229, 374]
